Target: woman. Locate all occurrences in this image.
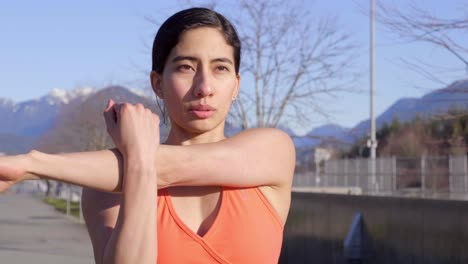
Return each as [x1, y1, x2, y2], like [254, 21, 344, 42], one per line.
[0, 7, 295, 263]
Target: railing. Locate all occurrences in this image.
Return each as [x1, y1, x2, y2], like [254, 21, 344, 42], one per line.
[12, 180, 84, 221]
[293, 155, 468, 200]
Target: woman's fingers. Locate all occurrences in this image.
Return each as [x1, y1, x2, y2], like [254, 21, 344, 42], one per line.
[0, 181, 13, 193]
[0, 156, 30, 193]
[105, 99, 114, 111]
[0, 165, 20, 181]
[103, 99, 117, 131]
[114, 102, 128, 111]
[0, 157, 28, 181]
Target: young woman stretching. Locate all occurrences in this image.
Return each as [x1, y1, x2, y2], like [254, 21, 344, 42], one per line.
[0, 8, 295, 263]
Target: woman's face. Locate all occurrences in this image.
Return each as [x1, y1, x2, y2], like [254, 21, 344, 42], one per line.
[152, 27, 239, 134]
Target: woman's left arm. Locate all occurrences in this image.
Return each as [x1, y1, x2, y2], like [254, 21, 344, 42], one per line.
[158, 128, 296, 189]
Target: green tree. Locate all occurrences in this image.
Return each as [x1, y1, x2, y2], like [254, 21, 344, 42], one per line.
[453, 119, 463, 138]
[390, 117, 402, 133]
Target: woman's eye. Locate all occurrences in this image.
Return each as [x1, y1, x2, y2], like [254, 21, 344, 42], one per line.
[177, 65, 193, 72]
[216, 66, 229, 72]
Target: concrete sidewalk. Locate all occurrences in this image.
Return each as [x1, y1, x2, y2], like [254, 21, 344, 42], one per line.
[0, 192, 94, 264]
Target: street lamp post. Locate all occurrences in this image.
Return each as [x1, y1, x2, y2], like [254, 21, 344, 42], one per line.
[369, 0, 378, 193]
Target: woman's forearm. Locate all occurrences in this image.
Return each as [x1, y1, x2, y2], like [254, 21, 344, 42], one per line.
[26, 148, 173, 192]
[27, 149, 124, 192]
[102, 159, 157, 263]
[25, 144, 216, 192]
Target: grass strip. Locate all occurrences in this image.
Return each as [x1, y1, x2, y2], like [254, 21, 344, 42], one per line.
[43, 196, 80, 218]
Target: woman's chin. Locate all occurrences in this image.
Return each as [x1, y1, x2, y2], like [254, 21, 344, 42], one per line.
[181, 119, 225, 134]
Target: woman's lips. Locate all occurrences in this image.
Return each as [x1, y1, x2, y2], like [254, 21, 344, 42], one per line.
[188, 104, 216, 119]
[189, 110, 215, 119]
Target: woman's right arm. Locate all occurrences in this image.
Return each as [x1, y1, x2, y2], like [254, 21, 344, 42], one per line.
[83, 101, 159, 264]
[26, 148, 124, 192]
[100, 157, 158, 264]
[0, 127, 293, 193]
[82, 161, 158, 264]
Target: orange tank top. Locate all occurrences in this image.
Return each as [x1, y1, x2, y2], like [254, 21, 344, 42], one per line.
[156, 186, 284, 263]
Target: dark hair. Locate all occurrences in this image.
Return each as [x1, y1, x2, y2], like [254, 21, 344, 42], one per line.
[151, 7, 241, 75]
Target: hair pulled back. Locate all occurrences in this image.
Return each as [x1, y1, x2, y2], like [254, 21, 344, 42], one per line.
[151, 7, 241, 75]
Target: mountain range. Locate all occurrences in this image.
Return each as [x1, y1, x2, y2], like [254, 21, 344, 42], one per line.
[350, 79, 468, 140]
[1, 79, 467, 154]
[293, 79, 468, 149]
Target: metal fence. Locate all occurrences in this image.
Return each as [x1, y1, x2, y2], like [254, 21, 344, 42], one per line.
[293, 155, 468, 200]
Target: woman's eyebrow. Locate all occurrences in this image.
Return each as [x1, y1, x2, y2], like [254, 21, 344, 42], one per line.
[172, 55, 197, 63]
[211, 58, 233, 65]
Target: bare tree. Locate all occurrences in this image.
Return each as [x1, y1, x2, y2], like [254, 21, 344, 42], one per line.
[380, 122, 431, 157]
[36, 86, 163, 153]
[229, 0, 359, 129]
[376, 1, 468, 86]
[36, 95, 113, 153]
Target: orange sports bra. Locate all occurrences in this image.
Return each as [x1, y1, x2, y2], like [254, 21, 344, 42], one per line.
[156, 186, 284, 263]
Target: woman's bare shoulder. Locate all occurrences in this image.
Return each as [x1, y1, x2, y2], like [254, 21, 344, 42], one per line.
[230, 128, 295, 160]
[234, 127, 296, 167]
[234, 127, 294, 143]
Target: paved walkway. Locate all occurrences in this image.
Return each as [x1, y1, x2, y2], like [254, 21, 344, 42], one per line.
[0, 191, 94, 263]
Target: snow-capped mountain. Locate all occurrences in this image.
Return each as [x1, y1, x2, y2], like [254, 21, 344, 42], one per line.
[34, 85, 167, 153]
[0, 86, 155, 154]
[0, 87, 97, 140]
[46, 87, 96, 104]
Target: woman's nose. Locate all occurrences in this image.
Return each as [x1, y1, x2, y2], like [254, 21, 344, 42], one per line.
[193, 70, 214, 97]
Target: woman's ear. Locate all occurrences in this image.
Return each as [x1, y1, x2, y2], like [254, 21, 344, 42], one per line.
[233, 74, 241, 100]
[150, 71, 164, 99]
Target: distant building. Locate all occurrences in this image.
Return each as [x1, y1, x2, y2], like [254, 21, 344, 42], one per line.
[314, 147, 332, 164]
[312, 147, 333, 185]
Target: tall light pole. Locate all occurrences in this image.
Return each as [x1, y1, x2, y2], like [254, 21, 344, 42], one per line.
[369, 0, 378, 192]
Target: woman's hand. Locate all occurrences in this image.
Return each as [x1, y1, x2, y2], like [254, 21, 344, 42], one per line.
[0, 154, 37, 193]
[103, 99, 160, 161]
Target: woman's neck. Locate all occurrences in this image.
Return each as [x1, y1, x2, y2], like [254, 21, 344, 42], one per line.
[164, 122, 226, 146]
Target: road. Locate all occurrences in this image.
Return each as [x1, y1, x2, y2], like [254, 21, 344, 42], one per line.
[0, 191, 94, 264]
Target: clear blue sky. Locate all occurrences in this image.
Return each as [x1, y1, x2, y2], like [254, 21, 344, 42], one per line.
[1, 0, 466, 135]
